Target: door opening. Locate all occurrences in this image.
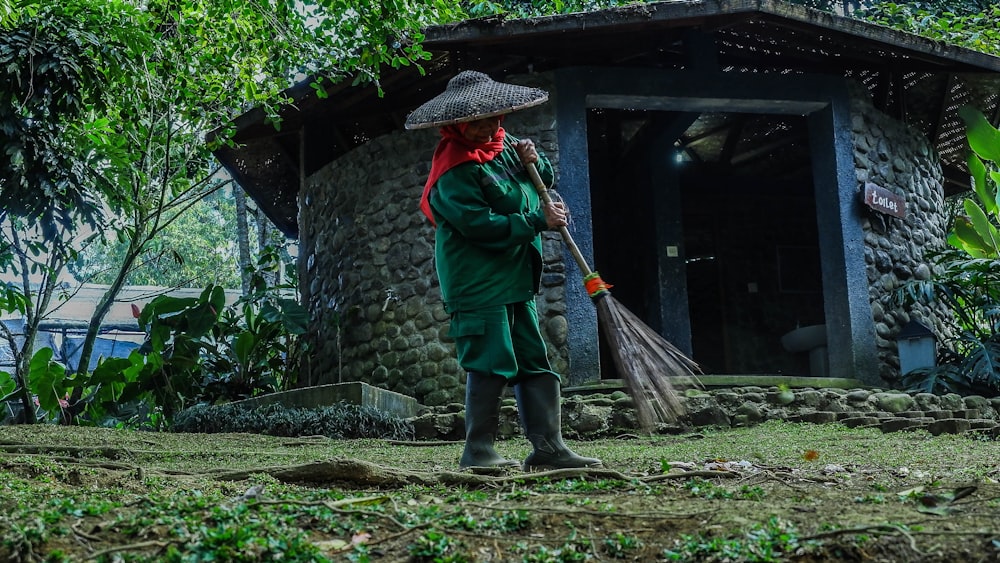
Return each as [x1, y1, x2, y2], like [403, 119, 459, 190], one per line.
[587, 109, 824, 376]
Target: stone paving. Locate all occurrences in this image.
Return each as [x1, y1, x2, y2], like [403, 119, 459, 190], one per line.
[409, 386, 1000, 441]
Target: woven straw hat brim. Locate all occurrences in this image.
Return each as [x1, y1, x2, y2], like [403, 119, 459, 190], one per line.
[405, 71, 549, 130]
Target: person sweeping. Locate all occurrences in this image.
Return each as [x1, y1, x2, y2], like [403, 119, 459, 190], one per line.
[405, 70, 602, 471]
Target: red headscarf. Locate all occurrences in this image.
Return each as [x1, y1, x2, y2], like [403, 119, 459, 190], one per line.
[420, 121, 506, 226]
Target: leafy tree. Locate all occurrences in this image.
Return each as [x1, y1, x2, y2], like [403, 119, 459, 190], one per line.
[0, 2, 130, 236]
[1, 0, 464, 424]
[70, 189, 245, 289]
[0, 1, 137, 422]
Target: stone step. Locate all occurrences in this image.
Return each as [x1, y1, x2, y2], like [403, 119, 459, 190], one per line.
[801, 411, 838, 424]
[880, 417, 932, 433]
[841, 416, 881, 428]
[927, 418, 972, 436]
[969, 419, 998, 430]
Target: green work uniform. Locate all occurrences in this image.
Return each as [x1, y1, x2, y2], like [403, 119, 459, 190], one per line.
[429, 134, 560, 382]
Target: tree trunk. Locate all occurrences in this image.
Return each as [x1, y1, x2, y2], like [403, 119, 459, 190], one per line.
[74, 261, 133, 381]
[13, 272, 60, 424]
[9, 228, 63, 424]
[234, 187, 252, 296]
[256, 208, 277, 287]
[65, 230, 147, 422]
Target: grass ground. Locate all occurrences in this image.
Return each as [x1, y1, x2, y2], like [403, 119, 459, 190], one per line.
[1, 420, 998, 562]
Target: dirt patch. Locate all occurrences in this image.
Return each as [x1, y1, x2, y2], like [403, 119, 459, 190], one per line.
[0, 422, 998, 561]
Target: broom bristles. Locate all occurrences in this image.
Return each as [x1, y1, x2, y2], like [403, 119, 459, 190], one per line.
[594, 294, 702, 431]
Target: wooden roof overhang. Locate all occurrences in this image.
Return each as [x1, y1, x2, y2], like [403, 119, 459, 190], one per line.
[212, 0, 1000, 237]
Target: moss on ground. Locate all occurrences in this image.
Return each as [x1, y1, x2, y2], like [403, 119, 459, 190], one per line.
[0, 420, 998, 561]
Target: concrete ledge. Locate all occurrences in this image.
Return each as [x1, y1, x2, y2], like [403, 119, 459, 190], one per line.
[231, 382, 419, 419]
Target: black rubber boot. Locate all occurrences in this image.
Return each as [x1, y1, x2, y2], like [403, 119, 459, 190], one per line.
[514, 374, 603, 470]
[459, 372, 519, 470]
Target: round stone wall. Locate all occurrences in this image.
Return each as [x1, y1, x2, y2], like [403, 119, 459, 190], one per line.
[849, 83, 953, 383]
[298, 73, 567, 406]
[298, 74, 956, 403]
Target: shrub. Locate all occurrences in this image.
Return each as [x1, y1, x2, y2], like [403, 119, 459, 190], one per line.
[172, 400, 414, 440]
[893, 106, 1000, 396]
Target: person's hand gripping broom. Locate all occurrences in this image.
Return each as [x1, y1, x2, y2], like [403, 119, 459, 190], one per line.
[526, 163, 702, 430]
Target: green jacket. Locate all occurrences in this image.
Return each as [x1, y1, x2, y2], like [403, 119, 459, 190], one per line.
[429, 135, 556, 313]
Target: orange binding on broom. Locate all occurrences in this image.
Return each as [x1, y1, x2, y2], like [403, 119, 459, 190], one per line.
[526, 163, 702, 431]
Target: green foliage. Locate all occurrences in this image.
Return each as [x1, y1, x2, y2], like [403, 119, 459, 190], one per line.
[1, 346, 79, 423]
[162, 517, 328, 562]
[3, 0, 467, 420]
[663, 517, 815, 562]
[2, 257, 307, 427]
[112, 250, 303, 425]
[681, 477, 767, 501]
[894, 253, 1000, 395]
[0, 0, 15, 27]
[171, 401, 414, 440]
[603, 532, 643, 558]
[1, 338, 161, 425]
[119, 276, 306, 421]
[862, 2, 1000, 56]
[0, 0, 135, 237]
[534, 477, 628, 493]
[893, 107, 1000, 396]
[950, 106, 1000, 258]
[0, 246, 307, 427]
[408, 529, 467, 562]
[464, 0, 630, 18]
[24, 348, 66, 415]
[69, 191, 244, 288]
[0, 282, 27, 316]
[518, 539, 591, 562]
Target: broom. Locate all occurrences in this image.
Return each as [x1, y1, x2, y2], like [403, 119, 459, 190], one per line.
[526, 163, 702, 430]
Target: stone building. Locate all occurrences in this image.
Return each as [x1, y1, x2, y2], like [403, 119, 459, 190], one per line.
[213, 1, 1000, 406]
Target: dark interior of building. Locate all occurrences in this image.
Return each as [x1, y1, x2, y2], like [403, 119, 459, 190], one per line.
[587, 109, 825, 376]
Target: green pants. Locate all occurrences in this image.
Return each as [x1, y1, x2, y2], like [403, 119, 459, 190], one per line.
[449, 301, 560, 382]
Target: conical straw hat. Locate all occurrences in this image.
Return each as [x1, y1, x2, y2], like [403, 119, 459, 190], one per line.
[404, 70, 548, 130]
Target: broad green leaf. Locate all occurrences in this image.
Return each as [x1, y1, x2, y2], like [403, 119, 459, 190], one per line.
[207, 285, 227, 318]
[28, 348, 67, 413]
[967, 153, 993, 214]
[234, 331, 256, 367]
[964, 200, 1000, 256]
[89, 357, 138, 386]
[992, 170, 1000, 211]
[139, 296, 198, 327]
[0, 284, 27, 315]
[916, 504, 955, 516]
[260, 298, 309, 335]
[0, 372, 16, 400]
[958, 105, 1000, 163]
[951, 216, 990, 258]
[278, 298, 310, 335]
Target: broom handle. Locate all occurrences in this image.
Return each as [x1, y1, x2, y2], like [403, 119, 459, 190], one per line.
[526, 162, 595, 277]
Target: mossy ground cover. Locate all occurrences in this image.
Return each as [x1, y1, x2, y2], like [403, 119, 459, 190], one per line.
[1, 420, 998, 562]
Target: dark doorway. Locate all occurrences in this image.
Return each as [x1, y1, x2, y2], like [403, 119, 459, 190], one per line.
[587, 109, 824, 376]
